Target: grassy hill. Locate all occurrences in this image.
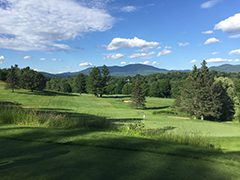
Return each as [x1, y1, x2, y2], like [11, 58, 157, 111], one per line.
[0, 81, 240, 179]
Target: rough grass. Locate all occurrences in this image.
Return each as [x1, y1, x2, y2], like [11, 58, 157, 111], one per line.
[0, 104, 112, 129]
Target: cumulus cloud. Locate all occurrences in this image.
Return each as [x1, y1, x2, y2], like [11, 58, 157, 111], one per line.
[40, 58, 46, 61]
[140, 61, 159, 66]
[190, 59, 197, 63]
[23, 56, 32, 60]
[120, 61, 127, 65]
[164, 46, 172, 49]
[0, 55, 5, 64]
[129, 52, 155, 59]
[229, 34, 240, 39]
[214, 13, 240, 35]
[229, 49, 240, 55]
[107, 37, 159, 50]
[212, 52, 219, 55]
[204, 37, 220, 45]
[120, 60, 158, 66]
[201, 0, 220, 9]
[0, 0, 114, 51]
[202, 30, 213, 34]
[79, 62, 93, 67]
[52, 58, 62, 62]
[105, 53, 124, 59]
[121, 5, 137, 13]
[206, 58, 239, 63]
[157, 49, 172, 56]
[178, 42, 190, 47]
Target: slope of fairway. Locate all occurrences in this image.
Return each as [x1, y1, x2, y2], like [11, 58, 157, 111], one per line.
[0, 81, 240, 139]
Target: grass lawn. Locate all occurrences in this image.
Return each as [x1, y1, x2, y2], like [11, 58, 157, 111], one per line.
[0, 81, 240, 179]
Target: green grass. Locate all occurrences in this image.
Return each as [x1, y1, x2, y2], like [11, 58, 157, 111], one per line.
[0, 81, 240, 179]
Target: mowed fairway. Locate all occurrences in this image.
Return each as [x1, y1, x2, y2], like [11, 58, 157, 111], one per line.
[0, 81, 240, 179]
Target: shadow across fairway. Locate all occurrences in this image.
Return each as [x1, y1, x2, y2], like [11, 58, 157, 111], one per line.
[102, 95, 131, 99]
[109, 118, 143, 123]
[15, 90, 78, 97]
[0, 126, 239, 179]
[145, 105, 171, 110]
[39, 107, 73, 112]
[0, 101, 22, 107]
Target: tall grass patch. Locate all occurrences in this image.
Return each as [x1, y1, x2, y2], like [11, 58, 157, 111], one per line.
[0, 101, 112, 129]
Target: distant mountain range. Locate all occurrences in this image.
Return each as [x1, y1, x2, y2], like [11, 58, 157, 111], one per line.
[209, 64, 240, 73]
[41, 64, 240, 78]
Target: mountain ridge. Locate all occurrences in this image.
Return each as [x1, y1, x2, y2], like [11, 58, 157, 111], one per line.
[41, 63, 240, 78]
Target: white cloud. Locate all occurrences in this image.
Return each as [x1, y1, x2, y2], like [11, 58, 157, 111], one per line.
[178, 42, 190, 47]
[105, 53, 124, 59]
[0, 56, 5, 64]
[190, 59, 197, 63]
[212, 51, 219, 55]
[229, 49, 240, 55]
[201, 0, 220, 9]
[121, 60, 158, 66]
[23, 56, 32, 60]
[140, 60, 159, 66]
[79, 62, 93, 67]
[0, 0, 114, 51]
[121, 6, 137, 13]
[202, 30, 213, 34]
[40, 58, 46, 61]
[120, 61, 127, 65]
[229, 34, 240, 39]
[164, 46, 172, 49]
[129, 52, 155, 59]
[206, 57, 239, 63]
[204, 37, 220, 45]
[52, 58, 62, 62]
[214, 13, 240, 34]
[107, 37, 159, 50]
[157, 49, 172, 56]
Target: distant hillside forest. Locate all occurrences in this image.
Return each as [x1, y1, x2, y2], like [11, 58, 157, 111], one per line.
[1, 61, 240, 121]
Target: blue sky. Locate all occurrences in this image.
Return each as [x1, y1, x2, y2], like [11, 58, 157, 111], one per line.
[0, 0, 240, 73]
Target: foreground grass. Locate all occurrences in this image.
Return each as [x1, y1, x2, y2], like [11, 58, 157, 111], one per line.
[0, 125, 240, 180]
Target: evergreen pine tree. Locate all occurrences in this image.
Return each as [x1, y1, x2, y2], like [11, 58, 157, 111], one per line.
[75, 73, 86, 94]
[100, 65, 110, 97]
[6, 65, 19, 92]
[88, 67, 102, 97]
[131, 77, 146, 109]
[178, 60, 234, 121]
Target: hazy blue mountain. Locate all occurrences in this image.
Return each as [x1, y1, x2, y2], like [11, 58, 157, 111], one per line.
[41, 64, 169, 77]
[210, 64, 240, 73]
[41, 63, 240, 78]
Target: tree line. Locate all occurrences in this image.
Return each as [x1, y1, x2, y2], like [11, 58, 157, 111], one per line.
[1, 62, 240, 121]
[0, 65, 46, 92]
[45, 70, 187, 98]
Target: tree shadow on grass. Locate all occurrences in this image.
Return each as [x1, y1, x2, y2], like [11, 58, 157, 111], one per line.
[0, 127, 239, 179]
[0, 101, 22, 107]
[109, 118, 143, 123]
[15, 90, 78, 97]
[102, 95, 131, 99]
[145, 105, 171, 110]
[38, 107, 73, 112]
